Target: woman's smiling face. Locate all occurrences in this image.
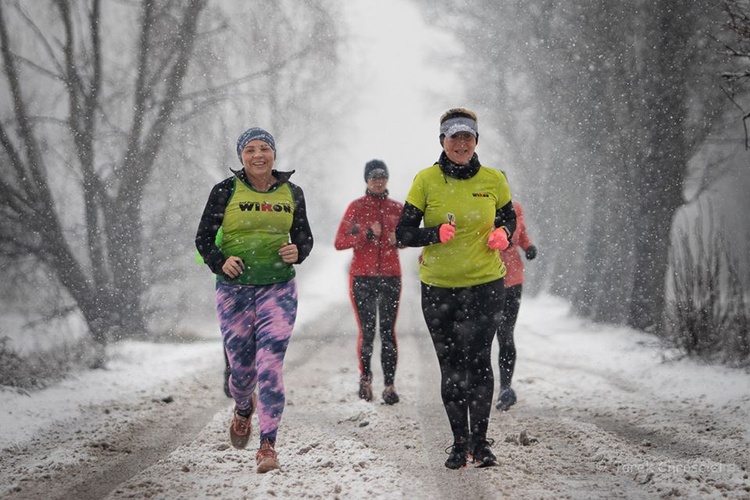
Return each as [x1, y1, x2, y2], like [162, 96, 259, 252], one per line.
[241, 139, 275, 175]
[443, 131, 476, 165]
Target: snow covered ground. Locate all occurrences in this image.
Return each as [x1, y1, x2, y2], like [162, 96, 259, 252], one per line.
[1, 248, 749, 499]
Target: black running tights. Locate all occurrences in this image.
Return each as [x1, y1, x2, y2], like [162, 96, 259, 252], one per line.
[351, 275, 402, 386]
[497, 284, 522, 390]
[421, 279, 505, 443]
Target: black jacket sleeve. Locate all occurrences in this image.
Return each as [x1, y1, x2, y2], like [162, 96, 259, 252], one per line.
[289, 182, 314, 264]
[195, 178, 233, 276]
[494, 200, 517, 240]
[395, 202, 441, 247]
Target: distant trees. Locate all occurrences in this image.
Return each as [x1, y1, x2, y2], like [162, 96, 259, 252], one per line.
[717, 0, 750, 146]
[414, 1, 736, 342]
[0, 0, 340, 366]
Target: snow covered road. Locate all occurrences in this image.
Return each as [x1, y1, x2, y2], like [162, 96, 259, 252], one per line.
[1, 292, 749, 499]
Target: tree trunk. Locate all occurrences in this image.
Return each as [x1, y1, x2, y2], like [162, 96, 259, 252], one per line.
[628, 0, 692, 332]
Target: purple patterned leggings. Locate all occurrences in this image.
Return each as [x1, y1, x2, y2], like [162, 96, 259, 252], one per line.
[216, 279, 297, 443]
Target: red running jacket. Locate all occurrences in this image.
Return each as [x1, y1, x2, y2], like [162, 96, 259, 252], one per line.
[501, 202, 534, 287]
[334, 192, 404, 277]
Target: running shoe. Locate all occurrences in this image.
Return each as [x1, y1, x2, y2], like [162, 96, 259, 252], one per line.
[358, 375, 373, 402]
[471, 438, 498, 467]
[444, 441, 468, 469]
[229, 393, 256, 449]
[495, 387, 517, 411]
[382, 385, 400, 405]
[256, 438, 280, 473]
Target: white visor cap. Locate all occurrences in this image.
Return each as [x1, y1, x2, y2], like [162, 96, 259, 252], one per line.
[440, 116, 477, 138]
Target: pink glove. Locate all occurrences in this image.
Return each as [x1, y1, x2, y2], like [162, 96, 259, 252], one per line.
[439, 223, 455, 243]
[488, 227, 509, 250]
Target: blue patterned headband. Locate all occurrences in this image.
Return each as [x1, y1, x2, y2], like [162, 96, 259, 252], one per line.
[236, 127, 276, 163]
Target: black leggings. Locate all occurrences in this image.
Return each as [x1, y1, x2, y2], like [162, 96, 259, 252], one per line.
[351, 275, 401, 386]
[421, 279, 505, 443]
[497, 284, 522, 390]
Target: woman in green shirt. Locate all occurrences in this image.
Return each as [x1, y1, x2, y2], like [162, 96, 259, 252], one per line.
[195, 127, 313, 473]
[396, 108, 516, 469]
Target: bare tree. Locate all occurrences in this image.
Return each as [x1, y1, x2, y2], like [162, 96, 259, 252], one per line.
[0, 0, 343, 368]
[0, 0, 211, 363]
[714, 0, 750, 147]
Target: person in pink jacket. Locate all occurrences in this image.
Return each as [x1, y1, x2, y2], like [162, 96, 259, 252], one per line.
[334, 160, 405, 404]
[496, 201, 537, 410]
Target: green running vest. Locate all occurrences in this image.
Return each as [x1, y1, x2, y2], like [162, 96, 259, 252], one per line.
[219, 177, 296, 285]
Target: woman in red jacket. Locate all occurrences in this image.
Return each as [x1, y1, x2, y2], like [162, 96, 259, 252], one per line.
[496, 201, 537, 411]
[335, 160, 404, 405]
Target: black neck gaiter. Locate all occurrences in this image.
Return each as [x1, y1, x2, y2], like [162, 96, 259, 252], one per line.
[366, 188, 389, 199]
[437, 152, 481, 179]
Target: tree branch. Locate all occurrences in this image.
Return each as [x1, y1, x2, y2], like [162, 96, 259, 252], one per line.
[0, 2, 49, 201]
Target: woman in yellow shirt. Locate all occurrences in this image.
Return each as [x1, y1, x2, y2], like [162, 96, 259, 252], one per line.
[396, 108, 516, 469]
